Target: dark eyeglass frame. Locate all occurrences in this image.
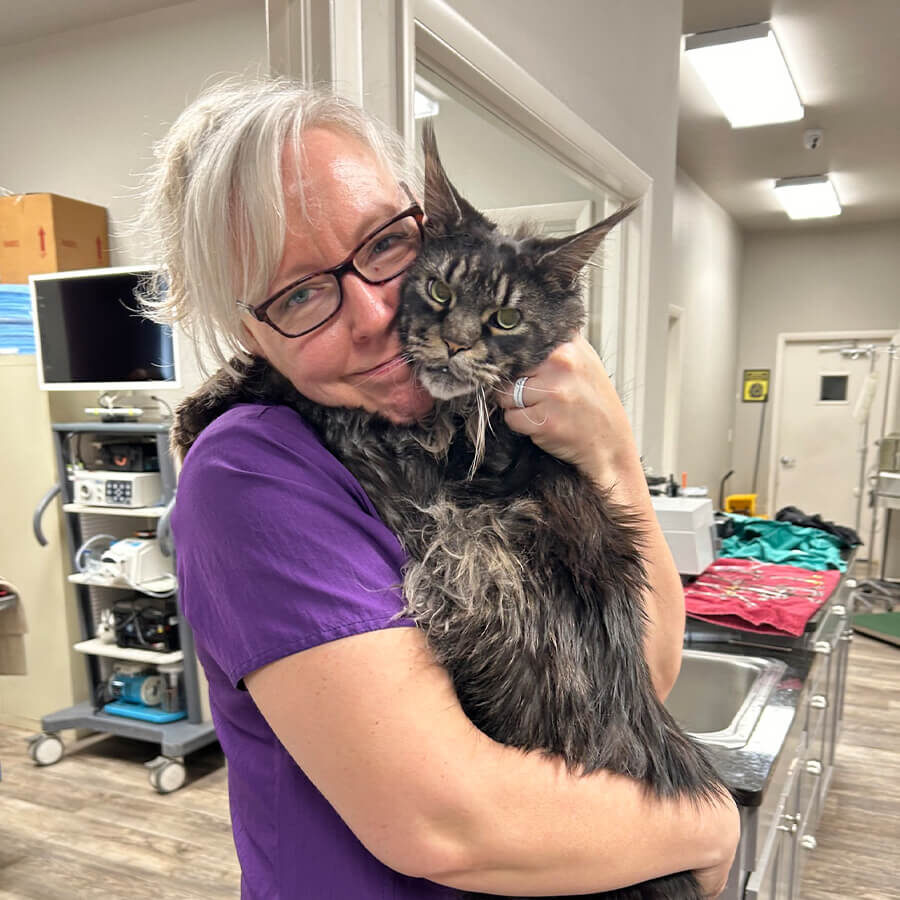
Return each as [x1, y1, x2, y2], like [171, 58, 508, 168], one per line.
[237, 183, 424, 339]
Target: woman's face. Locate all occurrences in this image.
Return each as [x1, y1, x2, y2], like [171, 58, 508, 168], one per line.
[240, 127, 434, 424]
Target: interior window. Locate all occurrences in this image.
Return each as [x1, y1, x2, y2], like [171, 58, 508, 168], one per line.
[819, 374, 849, 402]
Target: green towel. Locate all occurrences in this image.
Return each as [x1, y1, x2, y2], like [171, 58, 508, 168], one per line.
[719, 515, 846, 571]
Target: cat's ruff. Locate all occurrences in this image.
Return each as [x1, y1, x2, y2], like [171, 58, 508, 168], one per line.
[512, 376, 530, 408]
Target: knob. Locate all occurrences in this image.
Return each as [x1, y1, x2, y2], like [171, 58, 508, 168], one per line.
[809, 695, 828, 709]
[800, 835, 817, 851]
[841, 631, 854, 643]
[780, 456, 797, 467]
[814, 640, 832, 655]
[832, 604, 846, 616]
[806, 760, 822, 776]
[845, 578, 857, 589]
[777, 822, 798, 834]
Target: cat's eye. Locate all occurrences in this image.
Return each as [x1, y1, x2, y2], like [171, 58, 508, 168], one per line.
[492, 308, 521, 329]
[428, 279, 454, 305]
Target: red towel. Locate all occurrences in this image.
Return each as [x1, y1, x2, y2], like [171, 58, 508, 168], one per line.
[684, 558, 842, 637]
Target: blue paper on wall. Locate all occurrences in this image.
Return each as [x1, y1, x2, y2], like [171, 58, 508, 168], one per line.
[0, 284, 34, 354]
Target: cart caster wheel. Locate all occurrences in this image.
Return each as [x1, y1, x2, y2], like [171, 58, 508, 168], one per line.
[146, 756, 186, 794]
[27, 733, 65, 766]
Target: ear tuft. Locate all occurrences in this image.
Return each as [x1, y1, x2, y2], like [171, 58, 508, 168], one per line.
[422, 121, 494, 236]
[533, 200, 640, 284]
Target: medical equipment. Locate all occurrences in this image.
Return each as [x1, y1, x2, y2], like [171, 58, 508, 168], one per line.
[73, 470, 162, 508]
[99, 536, 173, 590]
[651, 496, 716, 575]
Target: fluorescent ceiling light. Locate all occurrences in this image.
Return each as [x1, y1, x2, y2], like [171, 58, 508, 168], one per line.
[773, 175, 842, 219]
[414, 90, 440, 119]
[685, 23, 804, 128]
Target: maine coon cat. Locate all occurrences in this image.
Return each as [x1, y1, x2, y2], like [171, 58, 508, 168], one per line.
[172, 123, 727, 899]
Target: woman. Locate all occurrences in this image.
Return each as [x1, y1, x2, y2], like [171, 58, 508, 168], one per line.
[140, 78, 738, 899]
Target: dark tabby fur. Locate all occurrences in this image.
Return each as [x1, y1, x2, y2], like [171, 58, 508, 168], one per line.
[172, 123, 727, 899]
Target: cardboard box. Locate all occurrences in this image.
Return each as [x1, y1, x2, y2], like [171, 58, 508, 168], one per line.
[0, 193, 109, 283]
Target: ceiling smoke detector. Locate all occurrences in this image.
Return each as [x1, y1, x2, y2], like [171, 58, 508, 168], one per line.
[803, 129, 824, 150]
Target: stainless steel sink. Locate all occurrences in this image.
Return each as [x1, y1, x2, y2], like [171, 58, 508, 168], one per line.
[664, 650, 787, 749]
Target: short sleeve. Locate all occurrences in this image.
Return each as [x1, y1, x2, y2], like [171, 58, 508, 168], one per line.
[171, 404, 414, 688]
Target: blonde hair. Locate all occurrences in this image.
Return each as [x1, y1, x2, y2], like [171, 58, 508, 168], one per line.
[136, 77, 417, 372]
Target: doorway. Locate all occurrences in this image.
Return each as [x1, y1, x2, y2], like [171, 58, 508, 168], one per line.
[768, 331, 896, 563]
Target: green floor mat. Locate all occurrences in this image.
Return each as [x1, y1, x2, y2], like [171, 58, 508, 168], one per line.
[852, 612, 900, 647]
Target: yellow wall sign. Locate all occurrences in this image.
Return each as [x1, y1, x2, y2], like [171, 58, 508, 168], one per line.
[742, 369, 770, 402]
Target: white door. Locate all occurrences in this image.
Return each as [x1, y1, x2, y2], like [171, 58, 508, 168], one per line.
[770, 335, 893, 560]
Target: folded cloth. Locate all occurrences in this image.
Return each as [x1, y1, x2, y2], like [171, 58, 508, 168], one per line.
[719, 515, 847, 571]
[775, 506, 862, 549]
[685, 558, 842, 637]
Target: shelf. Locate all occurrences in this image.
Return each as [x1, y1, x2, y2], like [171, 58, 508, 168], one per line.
[73, 638, 183, 665]
[41, 701, 217, 757]
[63, 502, 166, 517]
[68, 572, 176, 593]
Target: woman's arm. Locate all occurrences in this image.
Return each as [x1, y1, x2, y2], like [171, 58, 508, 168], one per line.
[498, 335, 685, 699]
[245, 626, 738, 896]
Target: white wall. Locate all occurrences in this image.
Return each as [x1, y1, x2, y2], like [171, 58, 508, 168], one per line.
[672, 169, 743, 494]
[0, 0, 267, 417]
[443, 0, 685, 468]
[734, 221, 900, 511]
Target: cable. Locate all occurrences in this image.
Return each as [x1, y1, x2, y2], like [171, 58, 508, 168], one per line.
[122, 576, 176, 599]
[75, 534, 118, 574]
[150, 395, 174, 420]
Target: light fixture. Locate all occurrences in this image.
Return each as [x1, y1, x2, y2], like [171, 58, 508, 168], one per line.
[684, 23, 804, 128]
[414, 90, 440, 119]
[773, 175, 842, 219]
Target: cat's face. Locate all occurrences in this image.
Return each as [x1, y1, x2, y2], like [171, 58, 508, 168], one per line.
[399, 123, 636, 401]
[399, 231, 583, 400]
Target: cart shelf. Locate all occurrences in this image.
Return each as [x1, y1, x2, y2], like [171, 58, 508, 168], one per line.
[73, 638, 184, 665]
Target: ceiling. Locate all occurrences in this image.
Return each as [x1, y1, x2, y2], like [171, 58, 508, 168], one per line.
[3, 1, 897, 232]
[0, 0, 190, 48]
[679, 0, 900, 230]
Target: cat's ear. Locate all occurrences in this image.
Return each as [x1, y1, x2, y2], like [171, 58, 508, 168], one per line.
[422, 120, 494, 235]
[533, 200, 640, 284]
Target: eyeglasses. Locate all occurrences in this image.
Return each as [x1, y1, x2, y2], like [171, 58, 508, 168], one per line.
[238, 184, 424, 339]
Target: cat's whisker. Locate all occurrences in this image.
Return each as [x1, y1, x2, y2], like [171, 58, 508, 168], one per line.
[353, 356, 413, 386]
[522, 409, 548, 427]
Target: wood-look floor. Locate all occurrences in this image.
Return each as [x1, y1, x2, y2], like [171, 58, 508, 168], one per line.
[0, 636, 897, 898]
[796, 633, 900, 900]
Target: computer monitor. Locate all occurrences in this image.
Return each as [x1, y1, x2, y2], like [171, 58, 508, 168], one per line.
[30, 266, 180, 391]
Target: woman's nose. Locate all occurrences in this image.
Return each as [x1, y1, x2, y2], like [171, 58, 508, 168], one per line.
[341, 272, 399, 340]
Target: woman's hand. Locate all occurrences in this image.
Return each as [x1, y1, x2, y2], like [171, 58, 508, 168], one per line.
[495, 334, 638, 487]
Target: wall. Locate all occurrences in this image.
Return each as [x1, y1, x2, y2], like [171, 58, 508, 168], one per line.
[443, 0, 685, 468]
[0, 0, 267, 415]
[672, 169, 743, 494]
[0, 357, 83, 729]
[734, 221, 900, 511]
[0, 0, 266, 723]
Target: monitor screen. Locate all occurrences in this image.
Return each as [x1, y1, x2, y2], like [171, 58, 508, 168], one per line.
[30, 267, 179, 391]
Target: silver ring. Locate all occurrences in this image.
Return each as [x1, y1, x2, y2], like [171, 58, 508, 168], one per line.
[513, 376, 529, 409]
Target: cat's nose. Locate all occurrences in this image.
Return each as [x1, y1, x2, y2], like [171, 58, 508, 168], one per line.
[444, 339, 470, 356]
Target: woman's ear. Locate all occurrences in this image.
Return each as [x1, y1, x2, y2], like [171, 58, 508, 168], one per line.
[240, 322, 266, 359]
